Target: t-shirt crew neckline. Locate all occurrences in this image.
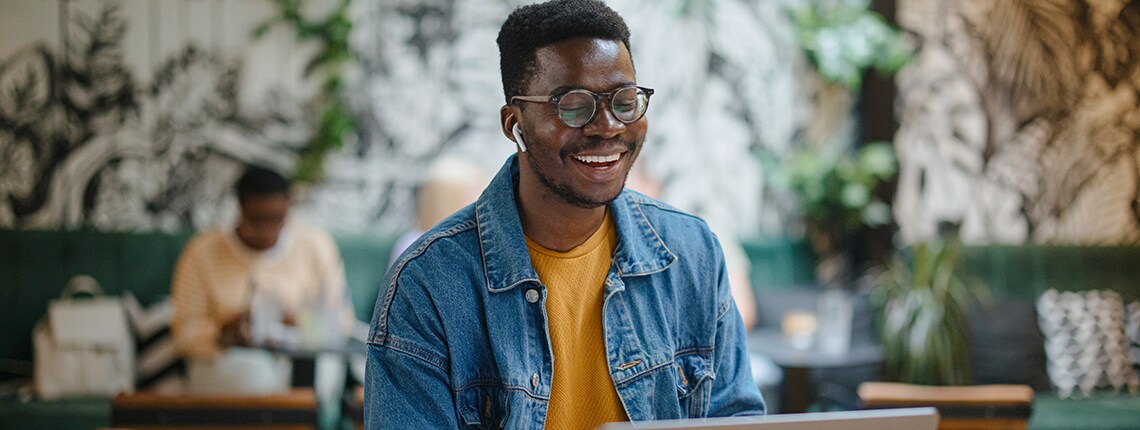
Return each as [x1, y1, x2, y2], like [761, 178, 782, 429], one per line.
[525, 210, 613, 259]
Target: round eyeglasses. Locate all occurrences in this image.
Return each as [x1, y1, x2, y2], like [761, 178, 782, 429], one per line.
[511, 85, 654, 128]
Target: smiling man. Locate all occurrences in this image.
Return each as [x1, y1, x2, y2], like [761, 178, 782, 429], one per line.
[365, 1, 765, 428]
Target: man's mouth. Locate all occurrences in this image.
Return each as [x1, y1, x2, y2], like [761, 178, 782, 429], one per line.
[571, 152, 622, 168]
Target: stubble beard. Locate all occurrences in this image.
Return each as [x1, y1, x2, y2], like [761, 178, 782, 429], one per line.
[525, 140, 637, 209]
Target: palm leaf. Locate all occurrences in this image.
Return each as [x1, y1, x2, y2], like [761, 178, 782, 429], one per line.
[1092, 2, 1140, 86]
[966, 0, 1083, 119]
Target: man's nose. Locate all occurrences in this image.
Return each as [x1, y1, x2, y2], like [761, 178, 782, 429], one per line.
[583, 104, 626, 139]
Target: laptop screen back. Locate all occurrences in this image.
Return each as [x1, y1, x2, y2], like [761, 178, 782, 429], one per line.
[596, 407, 939, 430]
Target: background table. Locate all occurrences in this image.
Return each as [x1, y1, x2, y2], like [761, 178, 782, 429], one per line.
[748, 329, 882, 413]
[259, 338, 367, 387]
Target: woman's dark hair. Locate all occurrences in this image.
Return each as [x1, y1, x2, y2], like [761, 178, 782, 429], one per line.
[235, 166, 290, 202]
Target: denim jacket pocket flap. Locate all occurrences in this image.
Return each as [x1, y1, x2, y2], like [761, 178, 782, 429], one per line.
[673, 353, 713, 398]
[457, 385, 510, 429]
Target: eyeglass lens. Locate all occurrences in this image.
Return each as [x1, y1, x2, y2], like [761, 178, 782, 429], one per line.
[557, 87, 648, 127]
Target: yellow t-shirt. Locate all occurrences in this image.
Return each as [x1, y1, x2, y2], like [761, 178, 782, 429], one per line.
[526, 212, 628, 430]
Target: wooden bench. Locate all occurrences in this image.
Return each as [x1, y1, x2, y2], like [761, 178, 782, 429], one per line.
[110, 389, 319, 430]
[859, 382, 1034, 430]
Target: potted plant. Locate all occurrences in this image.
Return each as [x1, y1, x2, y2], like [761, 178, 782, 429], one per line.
[872, 227, 988, 385]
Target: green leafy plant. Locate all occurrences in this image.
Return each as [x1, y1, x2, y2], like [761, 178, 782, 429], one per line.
[255, 0, 356, 184]
[872, 231, 988, 385]
[780, 142, 896, 233]
[787, 0, 913, 90]
[765, 142, 897, 283]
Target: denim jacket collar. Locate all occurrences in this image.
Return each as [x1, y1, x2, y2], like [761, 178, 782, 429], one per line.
[475, 154, 675, 293]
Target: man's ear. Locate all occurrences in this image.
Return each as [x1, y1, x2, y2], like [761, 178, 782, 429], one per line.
[500, 105, 526, 153]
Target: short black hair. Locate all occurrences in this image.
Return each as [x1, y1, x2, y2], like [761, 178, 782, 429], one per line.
[497, 0, 632, 102]
[235, 165, 290, 202]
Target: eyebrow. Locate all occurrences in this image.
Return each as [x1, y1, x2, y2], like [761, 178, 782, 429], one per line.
[548, 81, 638, 96]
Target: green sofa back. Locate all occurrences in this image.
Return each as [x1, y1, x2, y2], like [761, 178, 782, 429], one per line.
[741, 238, 817, 291]
[740, 242, 1140, 300]
[958, 245, 1140, 301]
[0, 228, 395, 363]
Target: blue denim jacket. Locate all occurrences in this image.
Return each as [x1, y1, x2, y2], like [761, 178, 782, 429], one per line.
[366, 155, 765, 429]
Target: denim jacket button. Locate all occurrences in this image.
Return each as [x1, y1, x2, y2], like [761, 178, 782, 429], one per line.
[525, 289, 539, 303]
[531, 373, 539, 387]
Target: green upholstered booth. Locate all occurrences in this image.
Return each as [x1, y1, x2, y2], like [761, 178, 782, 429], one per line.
[3, 229, 1140, 429]
[739, 241, 1140, 429]
[0, 228, 395, 430]
[0, 228, 396, 364]
[958, 246, 1140, 430]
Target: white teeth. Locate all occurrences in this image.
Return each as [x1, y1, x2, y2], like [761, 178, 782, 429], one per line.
[573, 153, 621, 163]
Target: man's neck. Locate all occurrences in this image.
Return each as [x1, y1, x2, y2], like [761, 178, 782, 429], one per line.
[517, 184, 608, 253]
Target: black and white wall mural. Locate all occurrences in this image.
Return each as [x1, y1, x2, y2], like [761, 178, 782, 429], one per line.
[894, 0, 1140, 244]
[1, 0, 825, 237]
[10, 0, 1138, 244]
[0, 0, 310, 232]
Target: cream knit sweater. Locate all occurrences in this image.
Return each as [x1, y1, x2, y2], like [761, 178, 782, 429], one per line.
[171, 222, 352, 358]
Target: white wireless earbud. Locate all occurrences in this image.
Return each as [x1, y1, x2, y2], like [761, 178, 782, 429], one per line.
[512, 124, 527, 153]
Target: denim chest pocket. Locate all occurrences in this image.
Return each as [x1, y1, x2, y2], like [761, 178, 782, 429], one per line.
[673, 352, 714, 417]
[457, 385, 511, 430]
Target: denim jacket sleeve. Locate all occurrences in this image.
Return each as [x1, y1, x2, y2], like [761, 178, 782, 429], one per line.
[707, 240, 767, 417]
[366, 343, 458, 428]
[365, 267, 460, 429]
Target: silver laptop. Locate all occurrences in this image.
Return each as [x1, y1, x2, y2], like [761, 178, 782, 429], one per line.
[597, 407, 939, 430]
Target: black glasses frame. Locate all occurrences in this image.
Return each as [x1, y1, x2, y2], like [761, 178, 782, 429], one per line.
[511, 85, 655, 128]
